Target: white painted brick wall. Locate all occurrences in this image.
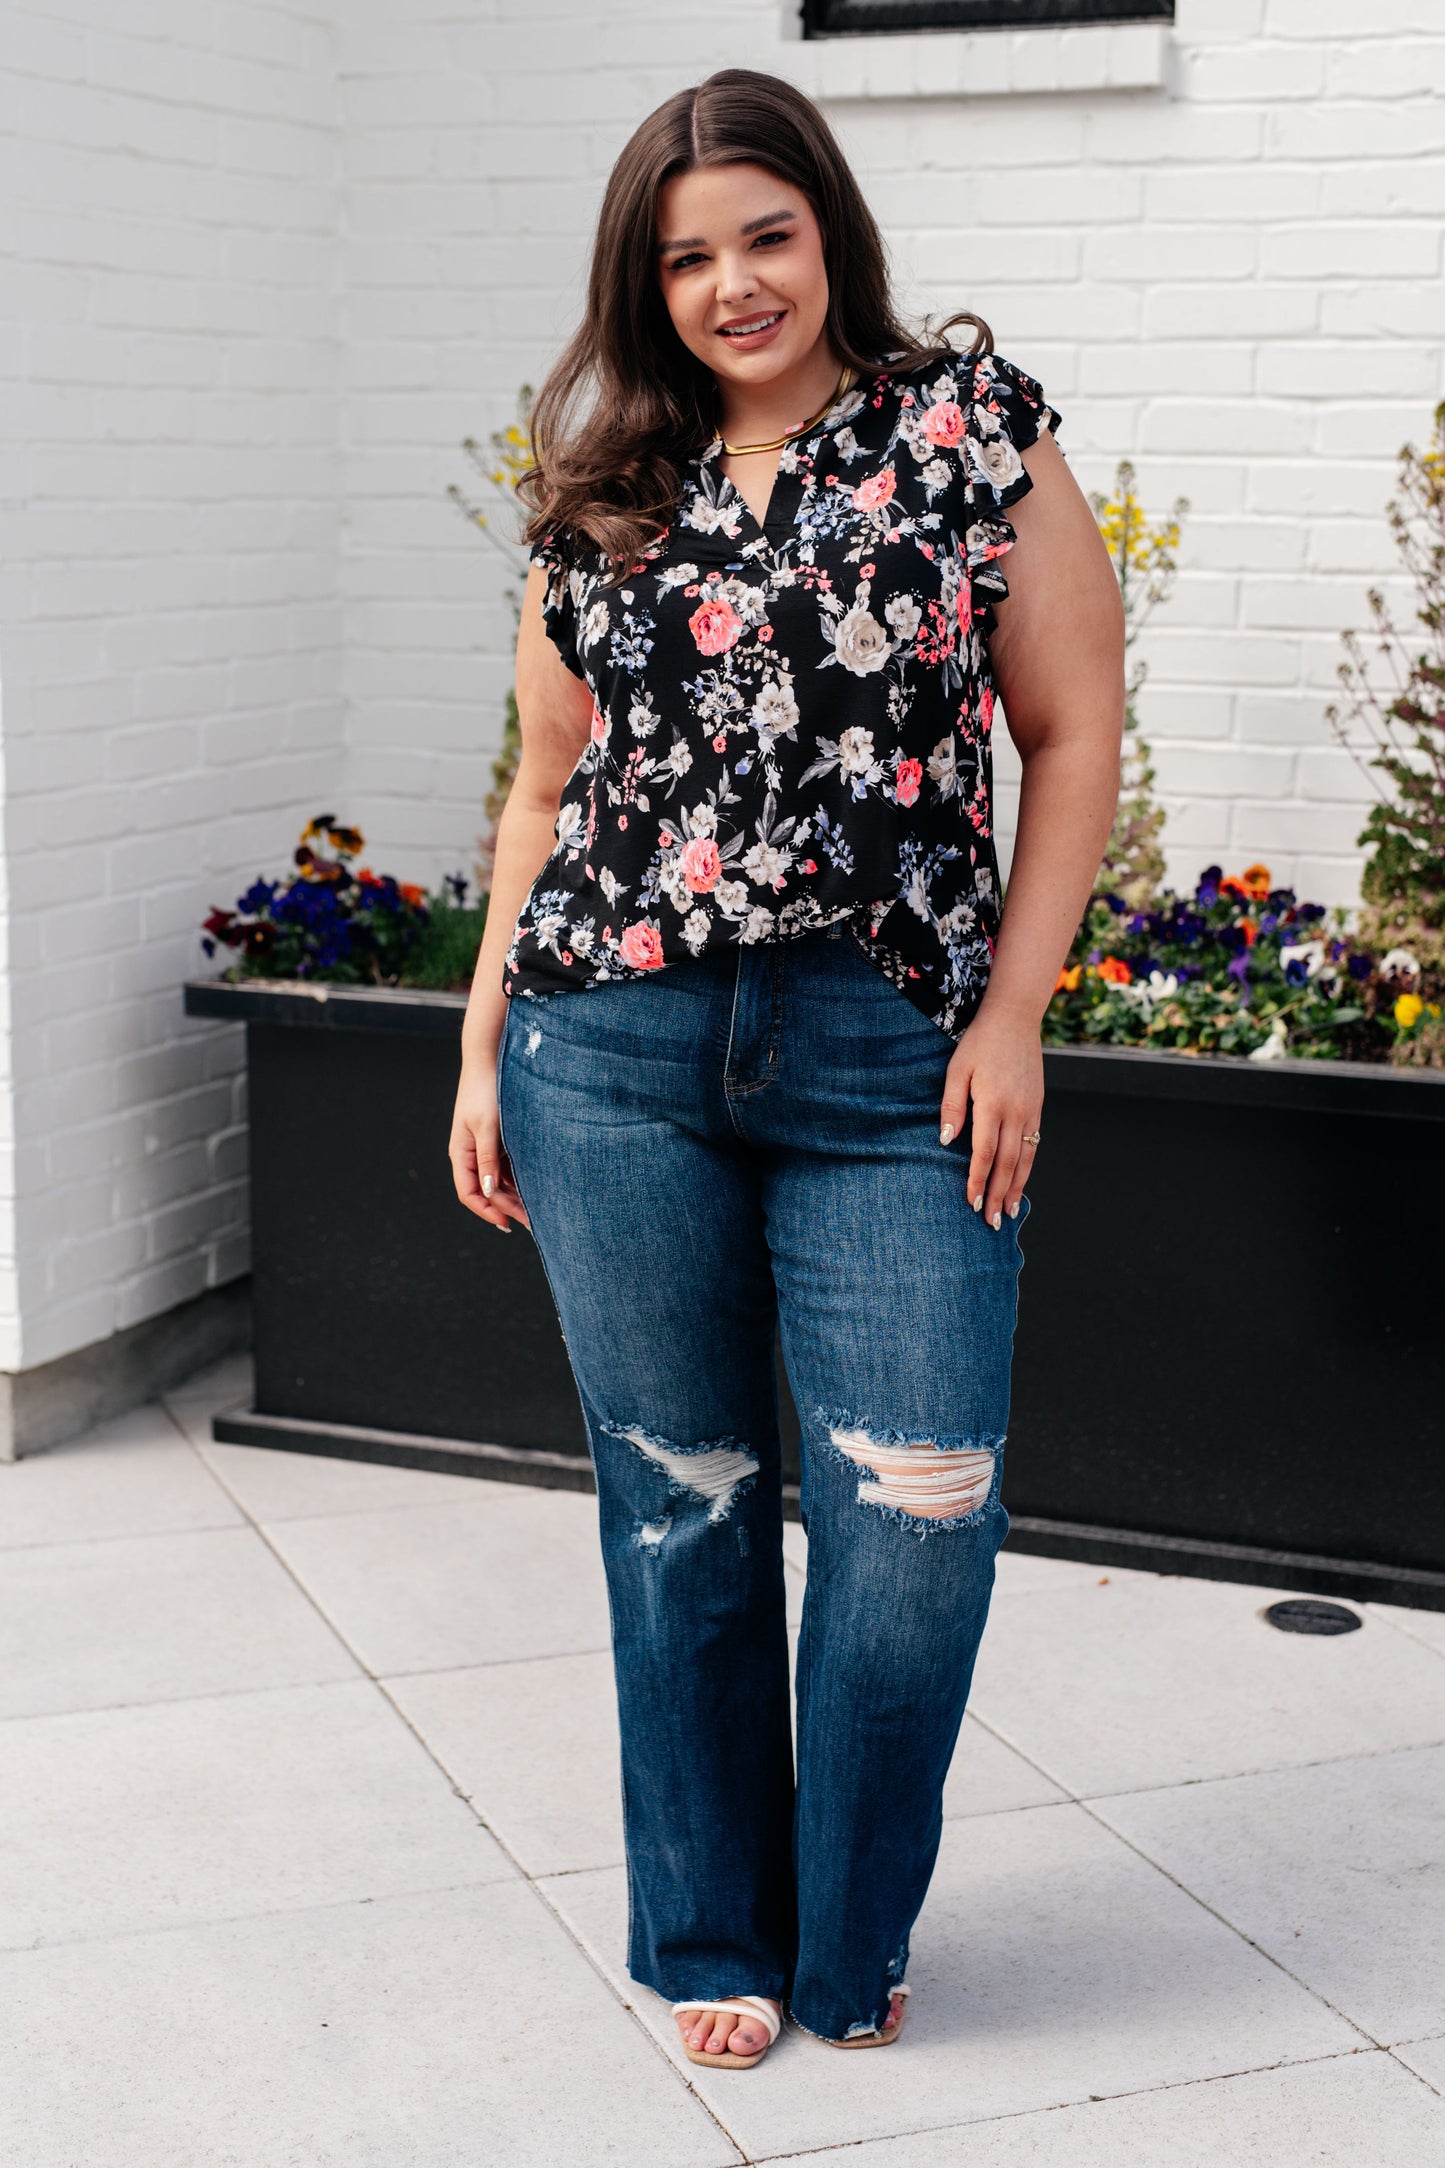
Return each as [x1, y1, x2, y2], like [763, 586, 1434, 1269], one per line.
[1, 0, 1442, 1373]
[0, 0, 344, 1370]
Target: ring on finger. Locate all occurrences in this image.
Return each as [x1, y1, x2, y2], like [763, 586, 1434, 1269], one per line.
[1023, 1129, 1041, 1146]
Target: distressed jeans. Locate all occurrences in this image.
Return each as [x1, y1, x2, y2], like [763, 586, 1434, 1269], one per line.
[496, 923, 1030, 2042]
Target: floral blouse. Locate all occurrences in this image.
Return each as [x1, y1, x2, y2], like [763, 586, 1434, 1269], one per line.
[504, 349, 1062, 1037]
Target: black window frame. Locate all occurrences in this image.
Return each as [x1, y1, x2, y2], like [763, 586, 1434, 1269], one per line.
[802, 0, 1173, 35]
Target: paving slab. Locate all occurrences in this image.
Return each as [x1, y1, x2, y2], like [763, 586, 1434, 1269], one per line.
[1095, 1742, 1445, 2046]
[391, 1649, 624, 1878]
[757, 2049, 1445, 2166]
[0, 1678, 513, 1950]
[199, 1435, 508, 1519]
[942, 1717, 1067, 1819]
[0, 1403, 240, 1548]
[261, 1487, 613, 1673]
[0, 1524, 360, 1719]
[0, 1880, 739, 2168]
[1369, 1599, 1445, 1656]
[1393, 2033, 1445, 2095]
[540, 1800, 1358, 2158]
[967, 1569, 1445, 1795]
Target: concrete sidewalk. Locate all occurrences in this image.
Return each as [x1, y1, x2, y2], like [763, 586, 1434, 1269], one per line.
[3, 1355, 1444, 2166]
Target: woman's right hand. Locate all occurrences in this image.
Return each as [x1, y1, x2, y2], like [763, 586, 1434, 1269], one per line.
[449, 1058, 530, 1234]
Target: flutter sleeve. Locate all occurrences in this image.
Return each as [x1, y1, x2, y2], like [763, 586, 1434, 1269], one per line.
[962, 351, 1065, 617]
[528, 526, 587, 681]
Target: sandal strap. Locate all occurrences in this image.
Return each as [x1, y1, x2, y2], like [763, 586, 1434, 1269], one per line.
[671, 1996, 782, 2046]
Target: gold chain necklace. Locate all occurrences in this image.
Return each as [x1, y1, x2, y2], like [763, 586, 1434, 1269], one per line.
[719, 366, 852, 457]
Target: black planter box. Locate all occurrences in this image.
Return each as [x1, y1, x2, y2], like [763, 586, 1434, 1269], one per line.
[184, 977, 1445, 1611]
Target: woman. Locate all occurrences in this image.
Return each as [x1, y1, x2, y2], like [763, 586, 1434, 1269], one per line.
[450, 68, 1123, 2068]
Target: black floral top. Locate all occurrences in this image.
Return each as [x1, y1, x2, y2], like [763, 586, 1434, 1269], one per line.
[505, 350, 1062, 1037]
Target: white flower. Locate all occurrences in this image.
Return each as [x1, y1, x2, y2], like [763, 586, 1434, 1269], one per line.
[833, 603, 892, 675]
[833, 426, 861, 461]
[885, 594, 922, 641]
[683, 494, 740, 536]
[837, 725, 878, 777]
[657, 562, 698, 590]
[1279, 940, 1326, 979]
[719, 577, 770, 627]
[569, 919, 595, 957]
[971, 434, 1023, 492]
[629, 694, 659, 739]
[1249, 1018, 1290, 1062]
[897, 413, 930, 461]
[1381, 947, 1421, 979]
[927, 734, 960, 798]
[682, 909, 711, 955]
[664, 739, 693, 777]
[716, 880, 748, 916]
[659, 859, 690, 911]
[554, 802, 583, 849]
[740, 906, 775, 943]
[1122, 970, 1179, 1018]
[752, 677, 800, 738]
[581, 600, 610, 650]
[923, 458, 953, 491]
[598, 866, 620, 906]
[936, 901, 977, 941]
[686, 802, 718, 838]
[743, 841, 790, 889]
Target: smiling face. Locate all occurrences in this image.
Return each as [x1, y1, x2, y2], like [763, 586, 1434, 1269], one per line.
[655, 162, 835, 400]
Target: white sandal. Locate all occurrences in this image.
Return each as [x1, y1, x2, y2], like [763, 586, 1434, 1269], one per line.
[672, 1995, 783, 2070]
[832, 1984, 910, 2049]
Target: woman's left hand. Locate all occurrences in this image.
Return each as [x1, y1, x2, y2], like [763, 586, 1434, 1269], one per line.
[938, 1000, 1044, 1229]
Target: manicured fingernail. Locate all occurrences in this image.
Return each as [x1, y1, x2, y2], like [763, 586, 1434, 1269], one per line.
[939, 1123, 954, 1147]
[482, 1175, 495, 1197]
[991, 1210, 1002, 1229]
[972, 1193, 982, 1211]
[1008, 1201, 1019, 1219]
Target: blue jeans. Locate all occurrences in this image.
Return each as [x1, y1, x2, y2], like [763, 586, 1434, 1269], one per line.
[496, 924, 1030, 2042]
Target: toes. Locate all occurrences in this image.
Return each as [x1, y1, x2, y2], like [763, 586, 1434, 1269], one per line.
[704, 2014, 734, 2055]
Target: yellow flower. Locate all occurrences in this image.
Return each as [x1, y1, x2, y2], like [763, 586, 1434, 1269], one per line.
[1394, 992, 1424, 1028]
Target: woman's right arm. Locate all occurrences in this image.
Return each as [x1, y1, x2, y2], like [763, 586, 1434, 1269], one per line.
[448, 562, 594, 1233]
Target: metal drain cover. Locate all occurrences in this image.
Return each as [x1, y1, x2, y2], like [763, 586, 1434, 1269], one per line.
[1263, 1598, 1362, 1635]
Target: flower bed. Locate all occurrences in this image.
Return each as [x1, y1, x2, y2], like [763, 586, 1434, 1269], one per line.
[201, 816, 486, 993]
[1046, 861, 1438, 1066]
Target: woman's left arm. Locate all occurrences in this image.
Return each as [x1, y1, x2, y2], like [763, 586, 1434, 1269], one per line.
[940, 427, 1126, 1226]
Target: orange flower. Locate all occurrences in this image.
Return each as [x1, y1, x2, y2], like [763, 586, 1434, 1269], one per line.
[1054, 964, 1083, 993]
[1218, 876, 1249, 902]
[1239, 918, 1257, 946]
[1240, 862, 1272, 901]
[1097, 956, 1132, 985]
[400, 882, 426, 907]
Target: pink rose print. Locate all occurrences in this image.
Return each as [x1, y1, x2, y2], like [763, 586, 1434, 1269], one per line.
[895, 758, 923, 808]
[678, 837, 722, 892]
[618, 921, 665, 970]
[852, 467, 897, 512]
[688, 596, 743, 655]
[712, 733, 727, 754]
[922, 399, 965, 448]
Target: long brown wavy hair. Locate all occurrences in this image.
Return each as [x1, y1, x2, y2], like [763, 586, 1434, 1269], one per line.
[517, 68, 992, 575]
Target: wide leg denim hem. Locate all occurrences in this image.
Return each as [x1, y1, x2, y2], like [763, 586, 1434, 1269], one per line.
[495, 929, 1029, 2034]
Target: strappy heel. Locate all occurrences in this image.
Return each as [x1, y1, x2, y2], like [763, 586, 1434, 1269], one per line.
[672, 1995, 783, 2070]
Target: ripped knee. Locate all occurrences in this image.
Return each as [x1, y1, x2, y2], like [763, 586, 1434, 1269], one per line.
[828, 1420, 997, 1523]
[603, 1421, 759, 1524]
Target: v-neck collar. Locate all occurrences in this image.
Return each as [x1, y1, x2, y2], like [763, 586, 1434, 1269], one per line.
[693, 371, 882, 555]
